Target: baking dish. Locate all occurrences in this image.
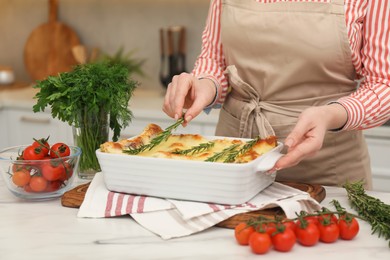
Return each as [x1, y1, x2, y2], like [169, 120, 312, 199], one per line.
[96, 137, 284, 205]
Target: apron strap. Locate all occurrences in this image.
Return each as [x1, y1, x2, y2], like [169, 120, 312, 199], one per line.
[226, 65, 302, 138]
[331, 0, 344, 15]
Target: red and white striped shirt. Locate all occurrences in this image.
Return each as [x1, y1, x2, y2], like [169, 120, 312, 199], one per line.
[193, 0, 390, 130]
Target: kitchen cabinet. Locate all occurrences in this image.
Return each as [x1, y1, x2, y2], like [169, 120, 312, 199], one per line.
[0, 109, 7, 150]
[2, 108, 72, 149]
[364, 127, 390, 192]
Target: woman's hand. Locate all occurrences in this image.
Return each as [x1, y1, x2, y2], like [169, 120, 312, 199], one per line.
[162, 73, 216, 124]
[274, 103, 348, 170]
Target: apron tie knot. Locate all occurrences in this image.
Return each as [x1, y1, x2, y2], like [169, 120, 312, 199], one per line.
[239, 99, 275, 139]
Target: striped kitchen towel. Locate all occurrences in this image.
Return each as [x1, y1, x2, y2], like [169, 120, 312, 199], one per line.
[78, 172, 321, 239]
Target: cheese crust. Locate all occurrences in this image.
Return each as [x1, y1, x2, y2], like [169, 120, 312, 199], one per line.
[100, 123, 277, 163]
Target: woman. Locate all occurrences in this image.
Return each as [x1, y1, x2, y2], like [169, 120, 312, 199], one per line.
[162, 0, 390, 188]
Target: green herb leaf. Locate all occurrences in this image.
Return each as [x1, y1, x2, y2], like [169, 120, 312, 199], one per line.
[123, 117, 185, 155]
[172, 142, 215, 155]
[224, 136, 261, 163]
[205, 143, 240, 162]
[344, 181, 390, 247]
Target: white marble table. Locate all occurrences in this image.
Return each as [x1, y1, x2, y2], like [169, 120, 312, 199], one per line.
[0, 176, 389, 260]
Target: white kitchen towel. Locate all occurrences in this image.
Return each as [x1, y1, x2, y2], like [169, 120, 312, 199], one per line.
[78, 172, 321, 239]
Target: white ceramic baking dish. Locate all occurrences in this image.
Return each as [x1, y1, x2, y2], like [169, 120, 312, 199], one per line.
[96, 137, 284, 205]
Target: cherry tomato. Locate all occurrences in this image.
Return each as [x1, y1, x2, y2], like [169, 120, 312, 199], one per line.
[258, 222, 276, 236]
[32, 137, 50, 156]
[12, 163, 29, 173]
[304, 215, 319, 226]
[318, 213, 338, 224]
[50, 143, 70, 158]
[283, 220, 297, 233]
[29, 176, 48, 192]
[41, 163, 65, 181]
[59, 162, 73, 181]
[11, 170, 31, 187]
[295, 222, 320, 246]
[234, 222, 255, 245]
[23, 145, 46, 160]
[45, 181, 62, 192]
[271, 227, 296, 252]
[318, 222, 340, 243]
[248, 232, 272, 254]
[338, 215, 360, 240]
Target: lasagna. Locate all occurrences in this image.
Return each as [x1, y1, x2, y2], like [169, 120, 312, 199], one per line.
[100, 123, 277, 163]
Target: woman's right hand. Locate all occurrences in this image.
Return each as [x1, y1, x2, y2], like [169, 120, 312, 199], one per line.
[162, 73, 217, 124]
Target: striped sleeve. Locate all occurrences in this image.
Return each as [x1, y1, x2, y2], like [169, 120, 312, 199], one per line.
[338, 0, 390, 130]
[192, 0, 228, 107]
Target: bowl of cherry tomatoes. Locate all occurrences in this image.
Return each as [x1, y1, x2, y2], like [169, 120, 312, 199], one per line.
[0, 137, 81, 200]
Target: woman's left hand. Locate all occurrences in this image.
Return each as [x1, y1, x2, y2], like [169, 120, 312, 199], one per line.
[274, 103, 348, 170]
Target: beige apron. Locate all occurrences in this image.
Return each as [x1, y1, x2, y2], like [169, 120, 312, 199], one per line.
[216, 0, 372, 188]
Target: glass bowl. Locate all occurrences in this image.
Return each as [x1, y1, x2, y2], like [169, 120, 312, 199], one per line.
[0, 145, 81, 200]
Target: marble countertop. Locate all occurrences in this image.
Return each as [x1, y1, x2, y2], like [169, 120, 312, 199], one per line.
[0, 175, 389, 260]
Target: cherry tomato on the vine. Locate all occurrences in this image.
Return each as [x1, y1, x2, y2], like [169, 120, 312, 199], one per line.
[318, 222, 340, 243]
[282, 220, 297, 233]
[50, 143, 71, 158]
[45, 181, 62, 192]
[32, 137, 50, 156]
[295, 222, 320, 246]
[318, 213, 338, 224]
[41, 162, 66, 181]
[23, 145, 46, 160]
[304, 215, 319, 226]
[249, 232, 272, 254]
[257, 222, 276, 236]
[234, 222, 255, 245]
[338, 216, 359, 240]
[271, 227, 296, 252]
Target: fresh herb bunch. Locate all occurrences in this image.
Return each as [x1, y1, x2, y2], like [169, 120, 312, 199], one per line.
[99, 47, 146, 78]
[33, 61, 138, 141]
[344, 181, 390, 247]
[33, 61, 138, 174]
[123, 116, 185, 155]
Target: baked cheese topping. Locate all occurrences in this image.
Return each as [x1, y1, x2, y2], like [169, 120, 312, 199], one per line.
[100, 123, 277, 163]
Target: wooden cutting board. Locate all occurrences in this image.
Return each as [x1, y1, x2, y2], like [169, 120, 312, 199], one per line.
[24, 0, 80, 81]
[61, 181, 325, 229]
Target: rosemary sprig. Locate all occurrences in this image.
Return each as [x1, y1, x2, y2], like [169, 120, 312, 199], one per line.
[343, 181, 390, 247]
[172, 142, 215, 155]
[123, 117, 185, 155]
[224, 136, 261, 163]
[205, 143, 240, 162]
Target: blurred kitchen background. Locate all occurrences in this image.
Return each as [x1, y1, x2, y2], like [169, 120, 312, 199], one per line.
[0, 0, 210, 90]
[1, 0, 389, 192]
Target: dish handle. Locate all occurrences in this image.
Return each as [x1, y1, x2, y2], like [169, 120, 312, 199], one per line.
[255, 149, 284, 172]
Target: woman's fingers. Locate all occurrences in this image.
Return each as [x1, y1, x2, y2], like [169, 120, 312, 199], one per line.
[275, 136, 321, 169]
[274, 107, 327, 170]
